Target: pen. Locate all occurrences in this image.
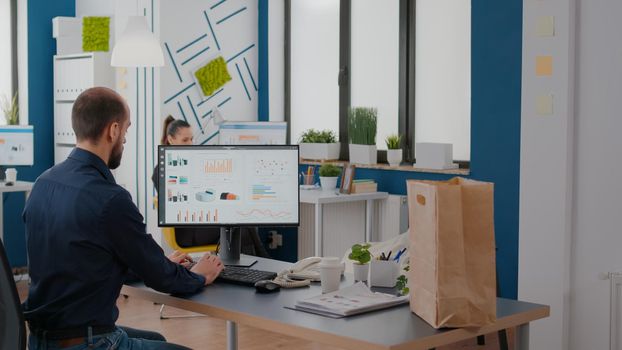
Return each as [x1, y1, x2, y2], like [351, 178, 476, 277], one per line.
[393, 248, 407, 262]
[380, 252, 386, 261]
[385, 251, 392, 261]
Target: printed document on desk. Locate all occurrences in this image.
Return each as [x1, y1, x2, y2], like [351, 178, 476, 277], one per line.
[292, 282, 409, 318]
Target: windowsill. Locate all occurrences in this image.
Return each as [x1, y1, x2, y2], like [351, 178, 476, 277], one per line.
[300, 160, 470, 176]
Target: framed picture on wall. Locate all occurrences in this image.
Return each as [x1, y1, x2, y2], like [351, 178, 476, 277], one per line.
[340, 164, 356, 194]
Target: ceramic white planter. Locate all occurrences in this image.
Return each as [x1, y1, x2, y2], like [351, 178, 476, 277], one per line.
[352, 263, 369, 282]
[319, 176, 338, 191]
[387, 149, 403, 167]
[299, 143, 340, 161]
[349, 144, 377, 165]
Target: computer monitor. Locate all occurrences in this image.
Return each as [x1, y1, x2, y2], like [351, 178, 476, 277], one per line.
[0, 126, 34, 182]
[157, 145, 299, 266]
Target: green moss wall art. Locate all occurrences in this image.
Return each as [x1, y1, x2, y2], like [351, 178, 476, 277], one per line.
[194, 56, 232, 96]
[82, 16, 110, 52]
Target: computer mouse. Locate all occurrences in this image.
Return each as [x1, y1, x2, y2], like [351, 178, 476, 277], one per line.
[254, 280, 281, 293]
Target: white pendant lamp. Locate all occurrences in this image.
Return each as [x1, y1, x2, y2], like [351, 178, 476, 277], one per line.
[111, 16, 164, 67]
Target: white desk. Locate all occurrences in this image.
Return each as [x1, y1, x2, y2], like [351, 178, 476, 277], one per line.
[0, 181, 34, 243]
[299, 189, 389, 256]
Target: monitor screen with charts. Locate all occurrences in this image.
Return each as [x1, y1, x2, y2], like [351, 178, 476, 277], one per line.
[0, 126, 34, 166]
[158, 145, 299, 227]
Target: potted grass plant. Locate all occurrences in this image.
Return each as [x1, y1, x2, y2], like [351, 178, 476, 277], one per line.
[348, 107, 377, 165]
[318, 164, 341, 191]
[349, 243, 372, 282]
[299, 129, 340, 161]
[1, 92, 19, 125]
[385, 134, 403, 167]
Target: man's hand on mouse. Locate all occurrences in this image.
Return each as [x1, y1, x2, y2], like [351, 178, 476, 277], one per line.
[191, 253, 224, 285]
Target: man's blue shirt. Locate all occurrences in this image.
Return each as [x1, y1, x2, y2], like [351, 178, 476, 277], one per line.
[22, 148, 205, 331]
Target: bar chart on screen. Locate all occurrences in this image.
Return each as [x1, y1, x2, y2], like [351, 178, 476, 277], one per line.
[204, 159, 233, 174]
[251, 184, 277, 200]
[176, 209, 219, 223]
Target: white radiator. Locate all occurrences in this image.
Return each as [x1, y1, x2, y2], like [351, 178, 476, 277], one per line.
[298, 195, 408, 259]
[611, 272, 622, 350]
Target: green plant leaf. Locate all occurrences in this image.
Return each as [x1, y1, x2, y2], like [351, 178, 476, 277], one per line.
[319, 164, 341, 177]
[82, 17, 110, 52]
[385, 134, 402, 149]
[300, 129, 337, 143]
[1, 92, 18, 125]
[348, 107, 377, 145]
[195, 56, 232, 96]
[348, 243, 372, 264]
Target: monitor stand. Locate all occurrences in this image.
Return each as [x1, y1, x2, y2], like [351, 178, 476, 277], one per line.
[219, 227, 257, 267]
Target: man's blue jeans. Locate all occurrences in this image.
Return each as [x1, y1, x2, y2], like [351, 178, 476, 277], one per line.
[28, 326, 191, 350]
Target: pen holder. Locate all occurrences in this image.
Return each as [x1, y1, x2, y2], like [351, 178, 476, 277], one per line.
[369, 259, 400, 288]
[301, 174, 315, 186]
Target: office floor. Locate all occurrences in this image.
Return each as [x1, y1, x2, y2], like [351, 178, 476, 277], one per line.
[17, 281, 513, 349]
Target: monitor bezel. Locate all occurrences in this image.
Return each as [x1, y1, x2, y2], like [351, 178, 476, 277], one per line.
[157, 144, 300, 228]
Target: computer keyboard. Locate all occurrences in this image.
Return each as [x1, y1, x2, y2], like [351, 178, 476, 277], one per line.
[216, 266, 277, 287]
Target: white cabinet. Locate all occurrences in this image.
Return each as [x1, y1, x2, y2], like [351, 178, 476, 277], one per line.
[53, 52, 114, 163]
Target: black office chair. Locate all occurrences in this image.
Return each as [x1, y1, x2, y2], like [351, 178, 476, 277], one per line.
[0, 239, 27, 350]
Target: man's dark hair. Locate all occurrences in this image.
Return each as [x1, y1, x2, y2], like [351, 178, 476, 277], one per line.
[72, 87, 127, 142]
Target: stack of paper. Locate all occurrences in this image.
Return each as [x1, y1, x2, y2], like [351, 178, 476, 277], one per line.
[351, 179, 377, 194]
[293, 282, 408, 318]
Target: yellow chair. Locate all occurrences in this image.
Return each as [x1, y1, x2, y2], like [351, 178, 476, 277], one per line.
[161, 227, 218, 254]
[156, 198, 218, 319]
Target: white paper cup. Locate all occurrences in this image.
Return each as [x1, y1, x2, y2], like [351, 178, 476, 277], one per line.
[319, 257, 342, 294]
[5, 168, 17, 183]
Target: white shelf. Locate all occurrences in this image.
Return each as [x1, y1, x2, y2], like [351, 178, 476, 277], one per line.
[53, 51, 114, 164]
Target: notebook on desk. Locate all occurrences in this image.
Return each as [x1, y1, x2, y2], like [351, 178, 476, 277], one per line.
[290, 282, 409, 318]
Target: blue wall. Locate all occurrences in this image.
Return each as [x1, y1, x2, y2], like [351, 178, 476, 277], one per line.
[296, 1, 523, 299]
[4, 0, 75, 267]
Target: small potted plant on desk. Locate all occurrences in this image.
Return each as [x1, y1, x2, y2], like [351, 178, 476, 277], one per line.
[385, 134, 403, 167]
[348, 107, 377, 165]
[349, 243, 372, 282]
[299, 129, 340, 161]
[318, 164, 341, 191]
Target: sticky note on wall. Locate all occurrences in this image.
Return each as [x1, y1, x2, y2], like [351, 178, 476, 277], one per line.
[536, 16, 555, 37]
[536, 56, 553, 76]
[536, 94, 554, 115]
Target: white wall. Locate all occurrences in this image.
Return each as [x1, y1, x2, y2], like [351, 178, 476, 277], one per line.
[520, 1, 622, 349]
[519, 0, 575, 349]
[569, 1, 622, 348]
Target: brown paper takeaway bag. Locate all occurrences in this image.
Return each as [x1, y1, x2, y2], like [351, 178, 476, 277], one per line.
[406, 177, 496, 328]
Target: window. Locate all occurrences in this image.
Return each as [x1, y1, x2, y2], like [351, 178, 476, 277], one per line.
[289, 0, 340, 144]
[286, 0, 471, 163]
[414, 0, 471, 161]
[351, 0, 400, 151]
[0, 0, 17, 126]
